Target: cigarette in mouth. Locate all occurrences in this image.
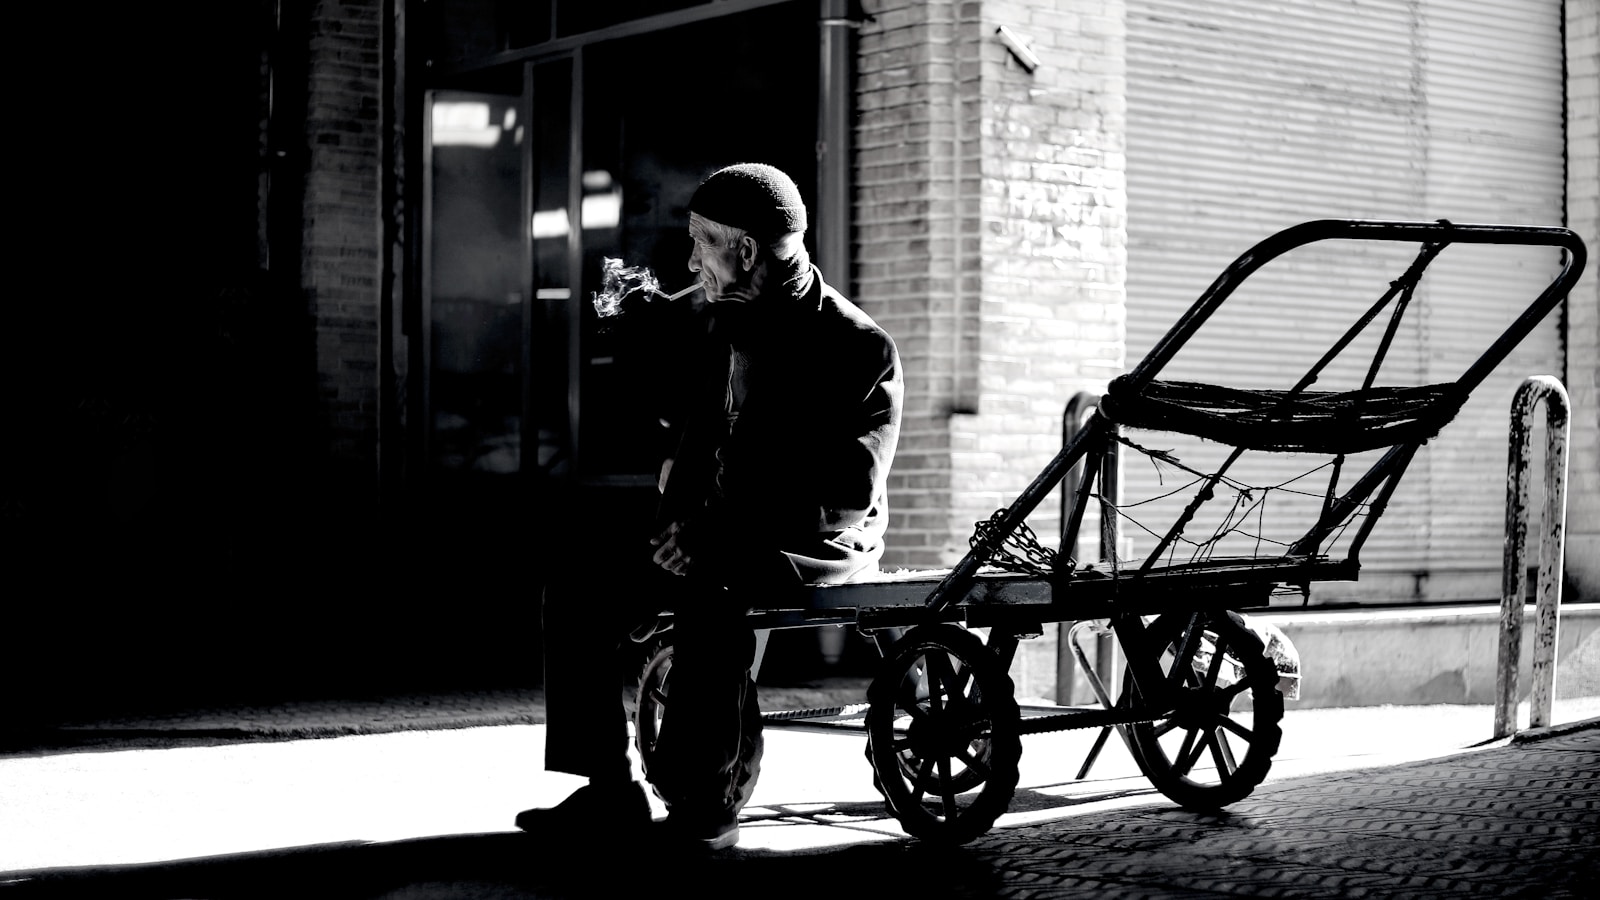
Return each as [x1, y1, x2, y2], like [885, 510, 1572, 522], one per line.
[659, 283, 701, 301]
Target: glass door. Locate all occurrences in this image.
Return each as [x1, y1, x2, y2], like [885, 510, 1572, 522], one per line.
[425, 87, 531, 480]
[419, 4, 821, 532]
[423, 59, 576, 499]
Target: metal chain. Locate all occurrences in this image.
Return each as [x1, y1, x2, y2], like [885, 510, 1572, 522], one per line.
[970, 511, 1065, 576]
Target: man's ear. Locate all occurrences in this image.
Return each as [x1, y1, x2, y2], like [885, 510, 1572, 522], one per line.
[738, 234, 760, 271]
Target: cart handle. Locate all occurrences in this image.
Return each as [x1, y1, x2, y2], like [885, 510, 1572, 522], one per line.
[1124, 219, 1587, 399]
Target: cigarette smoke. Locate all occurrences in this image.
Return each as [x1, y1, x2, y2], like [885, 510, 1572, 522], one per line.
[593, 257, 662, 317]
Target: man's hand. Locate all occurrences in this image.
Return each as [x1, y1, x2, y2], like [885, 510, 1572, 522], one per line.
[650, 520, 693, 576]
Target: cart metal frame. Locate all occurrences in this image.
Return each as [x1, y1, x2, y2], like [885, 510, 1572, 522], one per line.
[633, 219, 1588, 844]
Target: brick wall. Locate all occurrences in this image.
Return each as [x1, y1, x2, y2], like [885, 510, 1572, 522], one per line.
[857, 0, 1127, 574]
[303, 0, 384, 483]
[1566, 0, 1600, 602]
[961, 0, 1127, 552]
[857, 1, 967, 569]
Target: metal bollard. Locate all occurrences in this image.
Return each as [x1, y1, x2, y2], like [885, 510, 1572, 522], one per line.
[1058, 392, 1120, 705]
[1493, 375, 1569, 739]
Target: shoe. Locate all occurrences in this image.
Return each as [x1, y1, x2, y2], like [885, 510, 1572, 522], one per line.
[514, 780, 653, 835]
[660, 807, 740, 851]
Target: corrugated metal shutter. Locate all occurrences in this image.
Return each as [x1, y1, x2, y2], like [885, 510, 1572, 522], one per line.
[1123, 0, 1565, 604]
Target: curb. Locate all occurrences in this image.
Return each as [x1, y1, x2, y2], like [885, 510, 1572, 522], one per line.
[1508, 714, 1600, 744]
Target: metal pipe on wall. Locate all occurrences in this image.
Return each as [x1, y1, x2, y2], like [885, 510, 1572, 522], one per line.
[816, 0, 857, 287]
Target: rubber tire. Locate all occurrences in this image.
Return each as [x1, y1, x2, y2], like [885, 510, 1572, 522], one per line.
[631, 633, 674, 779]
[631, 633, 764, 811]
[1124, 610, 1284, 810]
[865, 624, 1021, 845]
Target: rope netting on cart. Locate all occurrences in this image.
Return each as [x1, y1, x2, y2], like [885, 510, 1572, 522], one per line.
[1097, 378, 1466, 456]
[971, 438, 1371, 578]
[1114, 378, 1463, 569]
[972, 376, 1468, 577]
[1104, 434, 1360, 569]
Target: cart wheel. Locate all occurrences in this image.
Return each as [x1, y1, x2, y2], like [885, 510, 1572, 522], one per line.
[866, 624, 1021, 844]
[630, 632, 765, 810]
[1124, 610, 1284, 810]
[887, 658, 994, 794]
[632, 633, 674, 781]
[897, 730, 993, 794]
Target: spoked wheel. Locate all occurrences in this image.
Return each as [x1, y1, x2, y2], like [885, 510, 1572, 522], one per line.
[631, 633, 673, 780]
[629, 631, 765, 809]
[896, 729, 993, 794]
[1124, 610, 1284, 810]
[866, 624, 1021, 844]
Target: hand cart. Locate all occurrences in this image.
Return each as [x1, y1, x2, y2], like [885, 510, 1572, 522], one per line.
[632, 219, 1587, 845]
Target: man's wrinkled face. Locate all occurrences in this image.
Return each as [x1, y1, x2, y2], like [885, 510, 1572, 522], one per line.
[688, 213, 754, 303]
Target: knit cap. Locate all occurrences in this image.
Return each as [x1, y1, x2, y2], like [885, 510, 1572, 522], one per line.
[688, 163, 808, 240]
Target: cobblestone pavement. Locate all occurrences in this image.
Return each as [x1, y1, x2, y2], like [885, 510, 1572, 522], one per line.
[703, 722, 1597, 899]
[937, 722, 1599, 898]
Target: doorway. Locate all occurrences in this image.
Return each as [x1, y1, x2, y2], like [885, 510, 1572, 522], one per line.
[422, 3, 821, 517]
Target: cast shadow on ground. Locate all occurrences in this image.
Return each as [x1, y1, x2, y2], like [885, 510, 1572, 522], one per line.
[4, 786, 1166, 900]
[6, 828, 1012, 900]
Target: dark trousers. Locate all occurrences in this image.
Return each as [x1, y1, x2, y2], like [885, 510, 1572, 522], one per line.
[541, 545, 798, 815]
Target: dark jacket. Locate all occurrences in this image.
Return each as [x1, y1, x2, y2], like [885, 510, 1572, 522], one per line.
[660, 266, 902, 584]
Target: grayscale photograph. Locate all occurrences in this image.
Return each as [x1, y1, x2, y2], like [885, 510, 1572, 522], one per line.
[5, 1, 1597, 897]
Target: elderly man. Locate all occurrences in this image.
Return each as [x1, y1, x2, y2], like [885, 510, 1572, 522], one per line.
[518, 163, 903, 850]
